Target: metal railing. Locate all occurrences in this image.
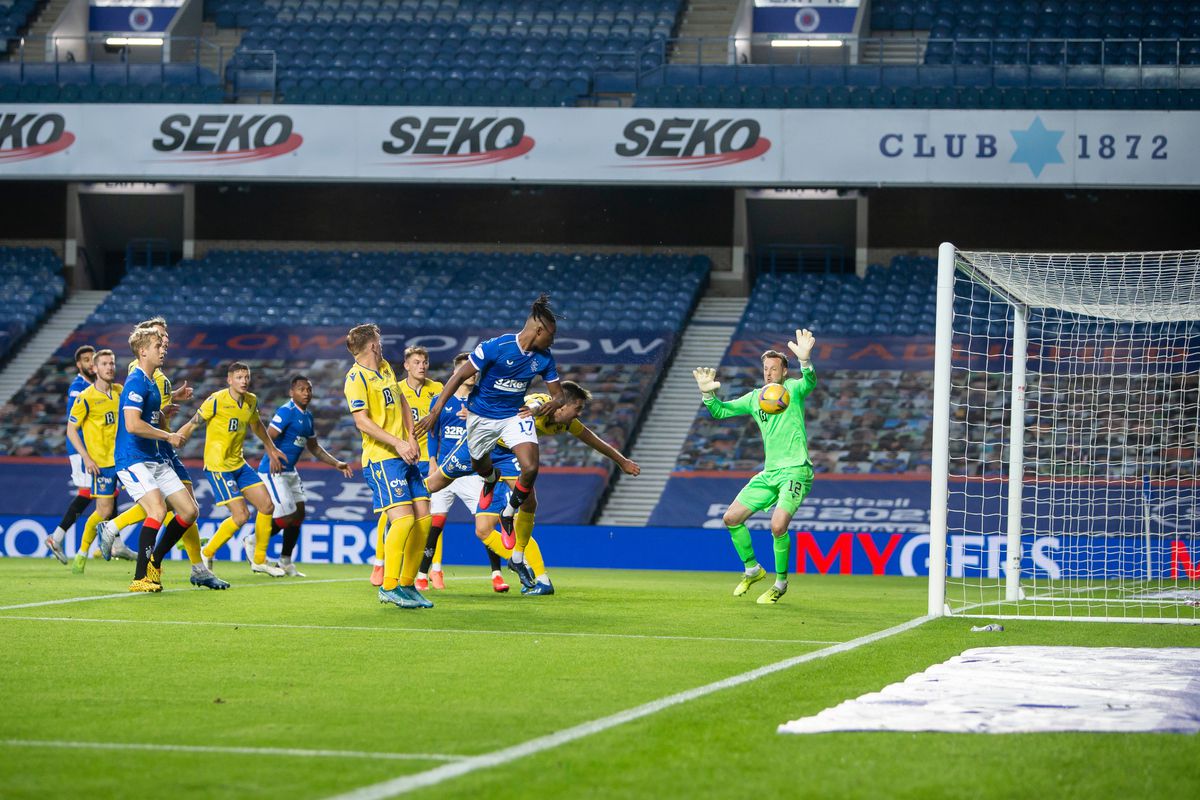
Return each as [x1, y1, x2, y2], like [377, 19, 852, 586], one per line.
[757, 245, 848, 276]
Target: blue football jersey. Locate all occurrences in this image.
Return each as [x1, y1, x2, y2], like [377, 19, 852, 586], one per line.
[259, 400, 315, 473]
[115, 367, 163, 470]
[467, 333, 559, 420]
[429, 393, 469, 466]
[65, 374, 90, 456]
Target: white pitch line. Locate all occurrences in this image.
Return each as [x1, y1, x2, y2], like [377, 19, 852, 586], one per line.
[0, 577, 364, 612]
[324, 615, 934, 800]
[0, 739, 464, 762]
[0, 615, 842, 646]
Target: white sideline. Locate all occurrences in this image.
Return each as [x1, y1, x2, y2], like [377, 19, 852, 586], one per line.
[323, 615, 934, 800]
[0, 739, 464, 762]
[0, 577, 364, 611]
[0, 615, 842, 646]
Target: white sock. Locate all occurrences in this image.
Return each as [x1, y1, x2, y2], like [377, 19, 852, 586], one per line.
[537, 573, 551, 585]
[51, 527, 66, 545]
[745, 565, 761, 576]
[432, 562, 441, 572]
[774, 579, 788, 590]
[511, 550, 524, 564]
[483, 468, 498, 485]
[417, 571, 428, 580]
[491, 570, 502, 578]
[280, 556, 293, 567]
[373, 557, 383, 566]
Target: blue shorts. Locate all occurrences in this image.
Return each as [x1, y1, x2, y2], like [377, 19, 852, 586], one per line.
[434, 438, 474, 481]
[92, 465, 119, 498]
[364, 458, 428, 512]
[493, 446, 519, 479]
[205, 463, 264, 506]
[475, 478, 513, 517]
[164, 446, 191, 485]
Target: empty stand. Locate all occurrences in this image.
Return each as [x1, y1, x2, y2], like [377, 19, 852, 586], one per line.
[0, 247, 65, 363]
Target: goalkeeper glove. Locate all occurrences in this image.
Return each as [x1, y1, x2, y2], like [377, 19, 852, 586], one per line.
[787, 328, 815, 365]
[692, 367, 721, 399]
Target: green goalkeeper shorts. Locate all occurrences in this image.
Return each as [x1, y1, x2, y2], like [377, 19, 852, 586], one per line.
[734, 465, 814, 516]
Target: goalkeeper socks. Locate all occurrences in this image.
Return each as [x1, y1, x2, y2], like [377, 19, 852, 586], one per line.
[134, 518, 162, 579]
[773, 532, 791, 582]
[728, 523, 757, 568]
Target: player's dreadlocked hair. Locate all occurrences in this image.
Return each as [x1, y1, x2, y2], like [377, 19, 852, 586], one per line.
[529, 293, 561, 326]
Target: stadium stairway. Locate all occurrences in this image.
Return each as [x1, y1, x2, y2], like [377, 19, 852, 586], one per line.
[597, 293, 746, 527]
[0, 290, 107, 407]
[17, 0, 72, 62]
[670, 0, 741, 65]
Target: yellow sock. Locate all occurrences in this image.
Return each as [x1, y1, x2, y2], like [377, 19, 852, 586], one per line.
[432, 529, 444, 569]
[80, 511, 104, 552]
[515, 509, 535, 551]
[254, 513, 273, 564]
[481, 529, 513, 559]
[382, 514, 414, 591]
[524, 535, 545, 577]
[203, 516, 241, 559]
[181, 524, 202, 564]
[110, 502, 147, 532]
[374, 512, 387, 565]
[402, 515, 431, 585]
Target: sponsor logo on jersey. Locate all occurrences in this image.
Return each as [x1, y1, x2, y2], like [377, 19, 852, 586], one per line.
[0, 113, 76, 162]
[493, 378, 529, 393]
[152, 114, 303, 162]
[614, 118, 771, 169]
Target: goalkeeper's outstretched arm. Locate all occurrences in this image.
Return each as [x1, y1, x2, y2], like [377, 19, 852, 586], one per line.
[694, 367, 753, 419]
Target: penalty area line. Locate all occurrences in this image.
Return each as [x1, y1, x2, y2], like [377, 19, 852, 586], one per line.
[0, 739, 464, 762]
[323, 614, 935, 800]
[0, 577, 365, 612]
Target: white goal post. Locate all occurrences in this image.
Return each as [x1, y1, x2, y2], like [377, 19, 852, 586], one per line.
[929, 242, 1200, 624]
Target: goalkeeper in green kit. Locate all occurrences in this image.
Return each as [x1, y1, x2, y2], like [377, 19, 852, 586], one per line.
[693, 329, 816, 605]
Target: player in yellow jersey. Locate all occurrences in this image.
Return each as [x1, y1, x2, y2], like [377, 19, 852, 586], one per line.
[63, 349, 122, 573]
[397, 345, 447, 591]
[344, 323, 432, 609]
[492, 382, 640, 595]
[177, 361, 285, 576]
[96, 317, 228, 589]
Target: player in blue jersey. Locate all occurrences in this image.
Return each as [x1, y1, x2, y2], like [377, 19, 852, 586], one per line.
[47, 345, 138, 562]
[416, 294, 565, 559]
[249, 375, 354, 576]
[419, 353, 516, 592]
[110, 326, 199, 592]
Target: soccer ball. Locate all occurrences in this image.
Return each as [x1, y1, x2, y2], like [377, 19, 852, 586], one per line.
[759, 383, 789, 415]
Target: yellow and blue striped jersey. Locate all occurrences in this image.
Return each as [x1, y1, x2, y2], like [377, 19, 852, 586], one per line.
[399, 377, 443, 462]
[68, 382, 123, 468]
[197, 388, 260, 471]
[344, 359, 410, 466]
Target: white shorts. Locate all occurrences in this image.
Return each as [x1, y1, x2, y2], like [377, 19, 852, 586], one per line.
[261, 470, 305, 518]
[430, 473, 485, 516]
[466, 413, 537, 460]
[117, 460, 187, 504]
[69, 454, 90, 490]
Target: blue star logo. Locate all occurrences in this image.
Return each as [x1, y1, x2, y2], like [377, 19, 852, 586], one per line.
[1009, 116, 1065, 178]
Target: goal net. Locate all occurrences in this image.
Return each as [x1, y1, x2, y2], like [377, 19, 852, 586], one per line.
[929, 243, 1200, 623]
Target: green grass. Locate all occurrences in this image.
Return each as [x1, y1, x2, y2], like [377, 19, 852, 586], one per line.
[0, 558, 1197, 799]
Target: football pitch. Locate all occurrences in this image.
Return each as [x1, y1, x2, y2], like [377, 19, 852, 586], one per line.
[1, 559, 1196, 800]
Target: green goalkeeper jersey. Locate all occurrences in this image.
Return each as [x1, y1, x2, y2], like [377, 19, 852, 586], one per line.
[703, 368, 817, 471]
